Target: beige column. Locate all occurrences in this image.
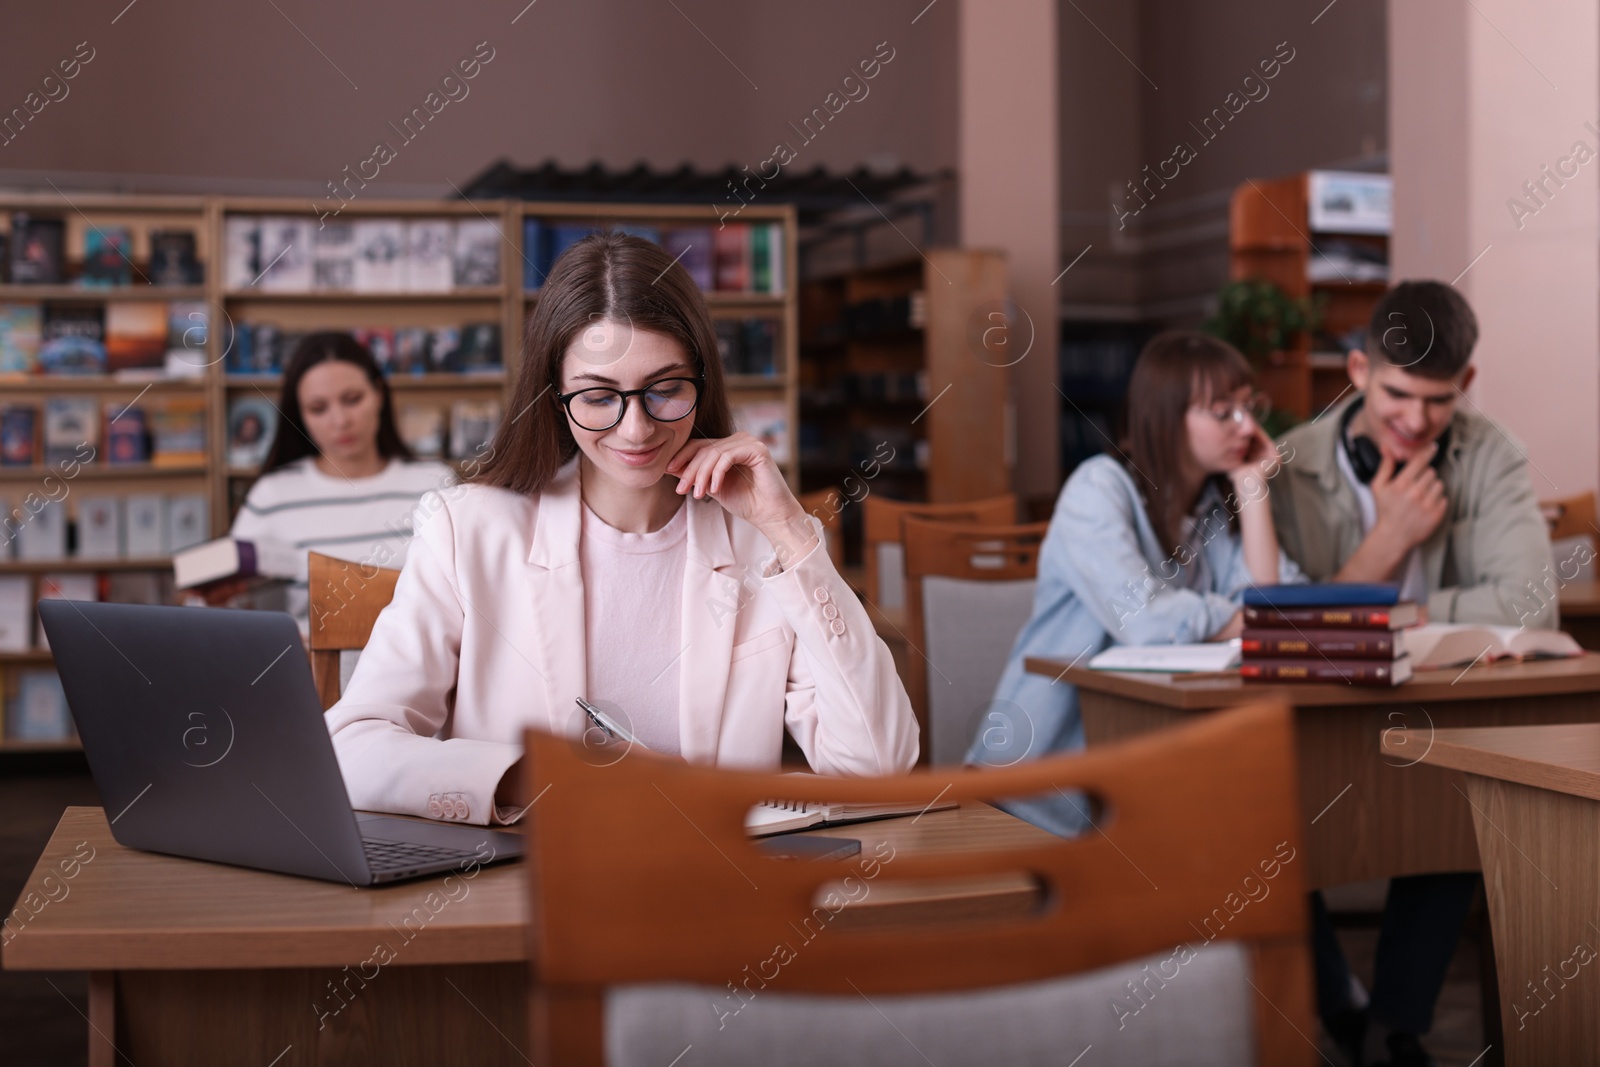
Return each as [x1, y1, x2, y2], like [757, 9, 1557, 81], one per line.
[958, 0, 1061, 501]
[1390, 0, 1599, 495]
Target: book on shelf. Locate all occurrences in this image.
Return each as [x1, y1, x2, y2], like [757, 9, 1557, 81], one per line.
[1407, 623, 1582, 671]
[80, 225, 133, 287]
[453, 218, 501, 287]
[662, 228, 713, 290]
[406, 219, 455, 292]
[1241, 583, 1400, 608]
[354, 327, 394, 369]
[16, 498, 66, 561]
[173, 536, 302, 589]
[8, 669, 73, 742]
[223, 216, 260, 289]
[0, 405, 36, 465]
[1089, 642, 1242, 673]
[104, 301, 168, 373]
[449, 400, 501, 459]
[742, 318, 778, 375]
[1242, 628, 1405, 660]
[165, 301, 210, 377]
[104, 404, 148, 463]
[38, 304, 107, 375]
[227, 396, 278, 469]
[525, 222, 597, 291]
[732, 400, 789, 464]
[9, 212, 65, 285]
[37, 572, 98, 651]
[148, 229, 203, 286]
[391, 327, 430, 374]
[438, 322, 501, 372]
[353, 219, 406, 292]
[43, 396, 98, 464]
[257, 216, 315, 292]
[166, 493, 209, 553]
[0, 303, 42, 374]
[312, 221, 357, 291]
[1241, 603, 1419, 631]
[1241, 657, 1413, 686]
[125, 493, 166, 556]
[76, 495, 123, 560]
[0, 575, 28, 652]
[398, 403, 445, 458]
[714, 226, 749, 293]
[148, 396, 207, 467]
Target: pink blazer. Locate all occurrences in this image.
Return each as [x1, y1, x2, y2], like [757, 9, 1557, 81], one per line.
[326, 457, 920, 824]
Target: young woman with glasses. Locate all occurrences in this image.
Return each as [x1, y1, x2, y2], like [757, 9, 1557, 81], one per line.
[966, 330, 1303, 835]
[326, 232, 918, 824]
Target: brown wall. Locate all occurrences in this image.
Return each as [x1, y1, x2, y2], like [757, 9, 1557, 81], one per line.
[0, 1, 956, 197]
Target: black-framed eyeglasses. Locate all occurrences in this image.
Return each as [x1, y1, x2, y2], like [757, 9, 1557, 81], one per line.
[555, 374, 704, 432]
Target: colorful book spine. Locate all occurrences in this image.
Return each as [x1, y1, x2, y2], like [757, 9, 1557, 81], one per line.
[1241, 628, 1400, 660]
[1242, 606, 1399, 630]
[1240, 658, 1403, 686]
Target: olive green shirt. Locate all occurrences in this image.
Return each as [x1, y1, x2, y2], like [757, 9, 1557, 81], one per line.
[1270, 395, 1556, 629]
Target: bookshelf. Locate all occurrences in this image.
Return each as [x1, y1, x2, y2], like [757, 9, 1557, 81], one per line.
[1228, 171, 1391, 420]
[0, 193, 799, 750]
[798, 250, 1011, 564]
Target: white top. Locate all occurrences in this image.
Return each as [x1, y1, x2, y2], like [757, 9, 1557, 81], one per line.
[229, 456, 456, 633]
[1336, 441, 1428, 604]
[579, 499, 689, 755]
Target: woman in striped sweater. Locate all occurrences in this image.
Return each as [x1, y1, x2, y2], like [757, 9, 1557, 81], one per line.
[225, 332, 455, 634]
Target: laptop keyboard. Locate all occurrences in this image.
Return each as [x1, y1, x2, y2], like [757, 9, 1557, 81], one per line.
[361, 836, 483, 873]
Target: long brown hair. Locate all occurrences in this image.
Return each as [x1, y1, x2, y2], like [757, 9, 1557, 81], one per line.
[469, 231, 735, 495]
[262, 331, 414, 474]
[1122, 330, 1254, 555]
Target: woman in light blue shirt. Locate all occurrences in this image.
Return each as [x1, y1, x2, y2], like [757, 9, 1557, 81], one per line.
[969, 330, 1302, 834]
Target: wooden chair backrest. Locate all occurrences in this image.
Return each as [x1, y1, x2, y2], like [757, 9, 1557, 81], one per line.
[796, 488, 845, 570]
[306, 551, 401, 710]
[861, 494, 1016, 609]
[524, 702, 1313, 1066]
[1541, 491, 1598, 541]
[900, 517, 1049, 764]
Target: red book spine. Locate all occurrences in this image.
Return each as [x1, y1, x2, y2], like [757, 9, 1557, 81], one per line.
[1240, 629, 1398, 659]
[1239, 658, 1400, 685]
[1243, 606, 1394, 630]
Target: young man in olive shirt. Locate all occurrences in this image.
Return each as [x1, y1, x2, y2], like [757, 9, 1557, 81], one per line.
[1272, 281, 1554, 1067]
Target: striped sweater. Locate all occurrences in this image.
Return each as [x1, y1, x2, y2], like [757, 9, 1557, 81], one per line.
[229, 456, 456, 633]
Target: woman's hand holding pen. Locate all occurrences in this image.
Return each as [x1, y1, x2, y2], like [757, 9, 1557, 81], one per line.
[665, 432, 818, 568]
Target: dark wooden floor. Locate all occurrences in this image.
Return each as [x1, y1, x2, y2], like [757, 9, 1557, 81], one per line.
[2, 761, 1490, 1066]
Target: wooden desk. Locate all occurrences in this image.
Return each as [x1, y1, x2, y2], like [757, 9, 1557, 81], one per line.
[1025, 653, 1600, 889]
[1559, 581, 1600, 650]
[4, 803, 1052, 1066]
[1386, 724, 1600, 1066]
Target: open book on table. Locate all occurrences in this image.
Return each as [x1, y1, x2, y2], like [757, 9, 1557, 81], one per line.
[1407, 623, 1582, 670]
[745, 778, 959, 837]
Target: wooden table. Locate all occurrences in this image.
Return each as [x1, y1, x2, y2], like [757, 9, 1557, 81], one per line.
[1385, 723, 1600, 1066]
[3, 803, 1053, 1067]
[1025, 653, 1600, 889]
[1559, 581, 1600, 650]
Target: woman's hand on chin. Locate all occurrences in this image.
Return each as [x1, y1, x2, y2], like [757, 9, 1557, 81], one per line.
[1228, 424, 1284, 499]
[666, 433, 816, 563]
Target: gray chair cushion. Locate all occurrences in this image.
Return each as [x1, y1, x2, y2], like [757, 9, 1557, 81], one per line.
[922, 575, 1036, 765]
[605, 940, 1256, 1067]
[877, 541, 907, 612]
[1552, 533, 1596, 583]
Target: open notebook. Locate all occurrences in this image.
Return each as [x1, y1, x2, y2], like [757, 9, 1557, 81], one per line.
[745, 794, 959, 837]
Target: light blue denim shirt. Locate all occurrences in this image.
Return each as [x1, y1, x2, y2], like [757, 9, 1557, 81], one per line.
[967, 454, 1303, 834]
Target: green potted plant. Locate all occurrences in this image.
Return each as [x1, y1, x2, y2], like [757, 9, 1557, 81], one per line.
[1203, 277, 1322, 434]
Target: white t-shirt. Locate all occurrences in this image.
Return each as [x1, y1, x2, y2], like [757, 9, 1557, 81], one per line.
[1335, 440, 1428, 604]
[580, 499, 688, 755]
[229, 456, 457, 633]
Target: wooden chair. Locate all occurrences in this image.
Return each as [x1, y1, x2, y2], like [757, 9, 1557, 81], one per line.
[1540, 491, 1597, 540]
[902, 517, 1049, 766]
[306, 551, 401, 710]
[861, 494, 1016, 613]
[797, 488, 846, 571]
[1540, 491, 1598, 583]
[524, 702, 1315, 1066]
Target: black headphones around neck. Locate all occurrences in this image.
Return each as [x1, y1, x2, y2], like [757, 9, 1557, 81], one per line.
[1340, 396, 1450, 485]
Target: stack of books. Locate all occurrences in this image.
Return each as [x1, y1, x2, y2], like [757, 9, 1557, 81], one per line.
[1240, 584, 1417, 686]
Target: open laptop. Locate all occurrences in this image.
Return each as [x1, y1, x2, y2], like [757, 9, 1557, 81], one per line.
[37, 599, 523, 886]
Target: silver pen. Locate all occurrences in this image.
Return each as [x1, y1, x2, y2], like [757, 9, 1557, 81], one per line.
[576, 696, 642, 747]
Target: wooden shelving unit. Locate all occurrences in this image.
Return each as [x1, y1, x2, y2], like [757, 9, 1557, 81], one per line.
[0, 192, 799, 748]
[1229, 172, 1391, 420]
[798, 250, 1011, 563]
